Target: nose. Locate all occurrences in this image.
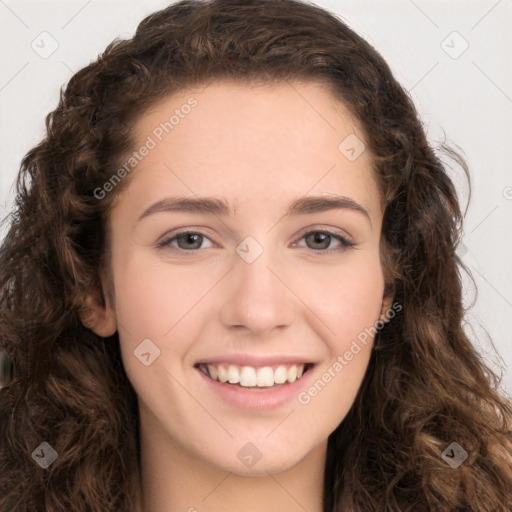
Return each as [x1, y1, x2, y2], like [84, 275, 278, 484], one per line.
[218, 245, 296, 337]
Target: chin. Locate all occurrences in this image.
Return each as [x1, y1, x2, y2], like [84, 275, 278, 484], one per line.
[205, 438, 312, 477]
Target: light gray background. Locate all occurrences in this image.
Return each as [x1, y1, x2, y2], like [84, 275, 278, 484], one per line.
[1, 0, 511, 394]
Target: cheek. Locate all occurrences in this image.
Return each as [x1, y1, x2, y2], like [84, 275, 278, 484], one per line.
[109, 250, 201, 386]
[297, 251, 385, 350]
[111, 250, 204, 339]
[294, 257, 382, 420]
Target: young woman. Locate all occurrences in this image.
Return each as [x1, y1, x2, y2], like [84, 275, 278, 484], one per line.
[1, 1, 511, 510]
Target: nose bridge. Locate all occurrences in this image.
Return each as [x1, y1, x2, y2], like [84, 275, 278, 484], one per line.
[218, 234, 296, 334]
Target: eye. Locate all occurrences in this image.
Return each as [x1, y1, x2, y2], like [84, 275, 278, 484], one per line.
[157, 229, 355, 254]
[295, 230, 355, 254]
[157, 231, 215, 251]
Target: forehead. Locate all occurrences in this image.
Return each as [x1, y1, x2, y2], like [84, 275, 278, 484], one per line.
[115, 80, 380, 220]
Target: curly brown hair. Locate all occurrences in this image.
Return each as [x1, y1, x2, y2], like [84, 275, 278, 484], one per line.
[1, 0, 511, 510]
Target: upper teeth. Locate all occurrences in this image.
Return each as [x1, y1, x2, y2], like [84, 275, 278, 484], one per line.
[199, 363, 307, 387]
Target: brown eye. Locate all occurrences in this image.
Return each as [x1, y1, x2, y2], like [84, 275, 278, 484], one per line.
[298, 230, 354, 253]
[158, 231, 214, 251]
[174, 233, 204, 250]
[305, 232, 332, 250]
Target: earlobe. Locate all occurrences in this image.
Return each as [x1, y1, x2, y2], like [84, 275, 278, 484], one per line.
[379, 288, 395, 324]
[79, 286, 117, 338]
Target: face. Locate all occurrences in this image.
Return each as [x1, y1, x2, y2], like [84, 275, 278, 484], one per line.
[90, 80, 390, 477]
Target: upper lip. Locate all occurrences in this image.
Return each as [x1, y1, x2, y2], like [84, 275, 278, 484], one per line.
[195, 355, 315, 367]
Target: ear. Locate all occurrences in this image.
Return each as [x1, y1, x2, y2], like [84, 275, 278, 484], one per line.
[79, 283, 117, 338]
[378, 284, 395, 324]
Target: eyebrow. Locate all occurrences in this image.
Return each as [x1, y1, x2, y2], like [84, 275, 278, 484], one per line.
[137, 194, 371, 226]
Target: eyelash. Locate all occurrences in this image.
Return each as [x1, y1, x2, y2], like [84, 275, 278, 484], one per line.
[157, 229, 355, 255]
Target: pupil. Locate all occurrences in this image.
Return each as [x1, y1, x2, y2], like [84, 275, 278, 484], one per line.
[311, 233, 328, 249]
[180, 233, 201, 249]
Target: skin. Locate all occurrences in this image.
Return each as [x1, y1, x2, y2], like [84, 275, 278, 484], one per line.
[83, 80, 393, 512]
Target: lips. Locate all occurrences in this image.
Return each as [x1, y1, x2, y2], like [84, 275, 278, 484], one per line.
[193, 352, 319, 409]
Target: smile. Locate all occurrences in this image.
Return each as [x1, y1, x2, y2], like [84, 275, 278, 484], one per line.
[196, 362, 314, 388]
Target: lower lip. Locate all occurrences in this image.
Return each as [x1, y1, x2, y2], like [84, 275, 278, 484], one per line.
[196, 365, 316, 411]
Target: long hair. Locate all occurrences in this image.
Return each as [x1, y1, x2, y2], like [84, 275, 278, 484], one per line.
[1, 1, 511, 510]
